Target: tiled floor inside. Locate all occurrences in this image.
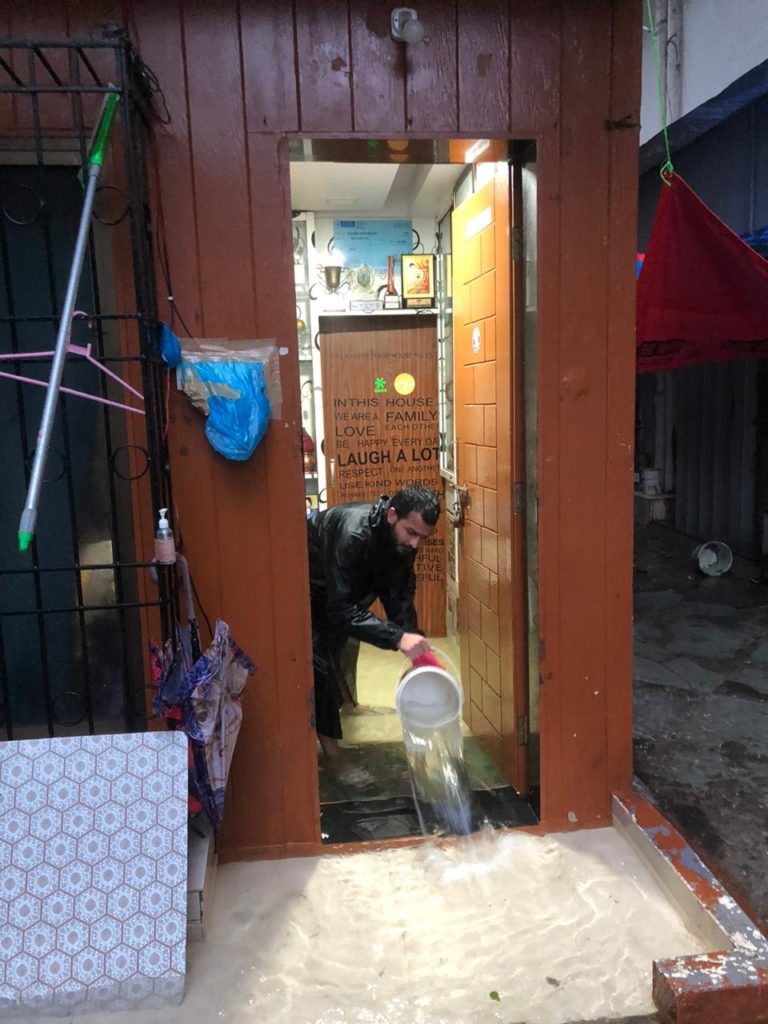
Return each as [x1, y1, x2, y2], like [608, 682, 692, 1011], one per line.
[338, 639, 465, 746]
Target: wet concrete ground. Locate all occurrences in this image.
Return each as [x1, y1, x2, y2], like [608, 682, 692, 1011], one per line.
[568, 1018, 658, 1023]
[632, 522, 768, 930]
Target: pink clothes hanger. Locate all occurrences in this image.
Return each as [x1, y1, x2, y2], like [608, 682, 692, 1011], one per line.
[0, 311, 145, 416]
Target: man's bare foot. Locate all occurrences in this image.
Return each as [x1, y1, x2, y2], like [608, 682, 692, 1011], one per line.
[318, 734, 340, 757]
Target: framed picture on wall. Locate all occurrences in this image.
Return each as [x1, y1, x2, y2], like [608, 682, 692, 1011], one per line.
[400, 253, 435, 308]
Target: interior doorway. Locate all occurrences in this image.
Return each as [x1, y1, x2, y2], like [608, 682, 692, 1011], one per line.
[289, 138, 539, 843]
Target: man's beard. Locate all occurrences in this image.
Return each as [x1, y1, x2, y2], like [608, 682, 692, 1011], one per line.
[388, 522, 412, 556]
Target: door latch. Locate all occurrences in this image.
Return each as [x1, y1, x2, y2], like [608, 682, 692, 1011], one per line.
[447, 484, 470, 528]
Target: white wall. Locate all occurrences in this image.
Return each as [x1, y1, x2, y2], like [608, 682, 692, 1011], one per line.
[641, 0, 768, 144]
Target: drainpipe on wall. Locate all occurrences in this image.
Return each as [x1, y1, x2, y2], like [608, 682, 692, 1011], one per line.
[650, 0, 682, 506]
[663, 0, 682, 499]
[663, 371, 676, 495]
[649, 0, 684, 142]
[652, 0, 669, 121]
[666, 0, 684, 123]
[653, 371, 667, 485]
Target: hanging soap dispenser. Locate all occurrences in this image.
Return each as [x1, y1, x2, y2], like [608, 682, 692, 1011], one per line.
[154, 507, 176, 565]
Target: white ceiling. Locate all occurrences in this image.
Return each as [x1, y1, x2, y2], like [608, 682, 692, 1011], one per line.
[289, 161, 464, 220]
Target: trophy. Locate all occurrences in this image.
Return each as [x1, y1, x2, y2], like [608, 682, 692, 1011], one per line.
[380, 255, 401, 310]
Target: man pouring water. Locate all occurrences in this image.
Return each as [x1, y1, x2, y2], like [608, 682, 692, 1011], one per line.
[307, 484, 441, 757]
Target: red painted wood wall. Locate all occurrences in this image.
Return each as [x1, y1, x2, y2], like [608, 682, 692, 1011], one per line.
[2, 0, 641, 857]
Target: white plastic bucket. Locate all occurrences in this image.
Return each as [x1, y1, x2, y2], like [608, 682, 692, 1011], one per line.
[641, 468, 661, 495]
[395, 665, 463, 731]
[693, 541, 733, 576]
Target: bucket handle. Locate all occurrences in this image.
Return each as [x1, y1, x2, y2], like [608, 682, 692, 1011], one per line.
[414, 644, 462, 688]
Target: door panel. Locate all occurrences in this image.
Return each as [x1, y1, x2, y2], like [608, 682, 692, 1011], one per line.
[452, 166, 528, 793]
[319, 315, 446, 637]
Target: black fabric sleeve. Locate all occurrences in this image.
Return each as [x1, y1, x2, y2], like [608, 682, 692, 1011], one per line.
[379, 561, 419, 634]
[324, 523, 404, 650]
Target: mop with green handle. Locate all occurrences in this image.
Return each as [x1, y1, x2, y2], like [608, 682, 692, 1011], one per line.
[18, 91, 120, 553]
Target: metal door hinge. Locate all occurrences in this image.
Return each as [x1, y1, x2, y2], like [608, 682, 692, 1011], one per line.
[513, 481, 525, 516]
[516, 713, 529, 746]
[511, 226, 523, 262]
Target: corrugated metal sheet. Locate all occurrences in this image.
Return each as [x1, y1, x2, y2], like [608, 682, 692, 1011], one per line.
[674, 360, 758, 556]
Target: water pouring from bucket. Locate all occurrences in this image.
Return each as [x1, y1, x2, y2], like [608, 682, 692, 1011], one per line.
[396, 651, 475, 836]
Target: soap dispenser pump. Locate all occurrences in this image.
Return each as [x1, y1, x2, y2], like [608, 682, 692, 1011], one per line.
[154, 507, 176, 565]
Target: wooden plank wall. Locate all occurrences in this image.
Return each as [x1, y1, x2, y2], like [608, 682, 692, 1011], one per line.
[1, 0, 642, 854]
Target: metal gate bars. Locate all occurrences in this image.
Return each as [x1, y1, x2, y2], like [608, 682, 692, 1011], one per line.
[0, 34, 174, 739]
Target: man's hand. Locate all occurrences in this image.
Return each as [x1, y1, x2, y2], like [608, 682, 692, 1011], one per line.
[397, 632, 432, 660]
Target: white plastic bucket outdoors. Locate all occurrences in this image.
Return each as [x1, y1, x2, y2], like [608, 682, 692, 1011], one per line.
[395, 665, 463, 731]
[641, 468, 661, 496]
[692, 541, 733, 576]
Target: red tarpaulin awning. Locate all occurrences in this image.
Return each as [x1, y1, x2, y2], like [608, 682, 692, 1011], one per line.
[636, 173, 768, 373]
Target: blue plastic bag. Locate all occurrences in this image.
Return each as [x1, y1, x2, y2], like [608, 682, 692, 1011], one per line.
[159, 322, 182, 368]
[189, 359, 271, 461]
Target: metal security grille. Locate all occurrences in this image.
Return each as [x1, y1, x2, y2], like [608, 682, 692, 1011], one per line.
[0, 37, 173, 740]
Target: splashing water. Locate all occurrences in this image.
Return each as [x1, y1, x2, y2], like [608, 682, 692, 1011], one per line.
[400, 716, 476, 836]
[396, 647, 492, 837]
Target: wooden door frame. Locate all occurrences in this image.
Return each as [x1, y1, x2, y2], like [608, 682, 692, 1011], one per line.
[219, 97, 638, 859]
[504, 157, 530, 790]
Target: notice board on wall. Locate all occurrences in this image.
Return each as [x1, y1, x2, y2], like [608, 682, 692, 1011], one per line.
[332, 219, 412, 275]
[319, 314, 445, 637]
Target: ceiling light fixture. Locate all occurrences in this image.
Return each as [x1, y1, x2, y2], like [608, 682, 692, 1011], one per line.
[390, 7, 425, 44]
[464, 139, 490, 163]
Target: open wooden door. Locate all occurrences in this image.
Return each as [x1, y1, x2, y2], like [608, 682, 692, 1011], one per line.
[452, 161, 529, 794]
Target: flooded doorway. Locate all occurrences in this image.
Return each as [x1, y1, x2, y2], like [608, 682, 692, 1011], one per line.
[289, 138, 539, 843]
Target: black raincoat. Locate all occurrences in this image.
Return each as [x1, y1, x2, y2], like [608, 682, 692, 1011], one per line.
[307, 495, 420, 738]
